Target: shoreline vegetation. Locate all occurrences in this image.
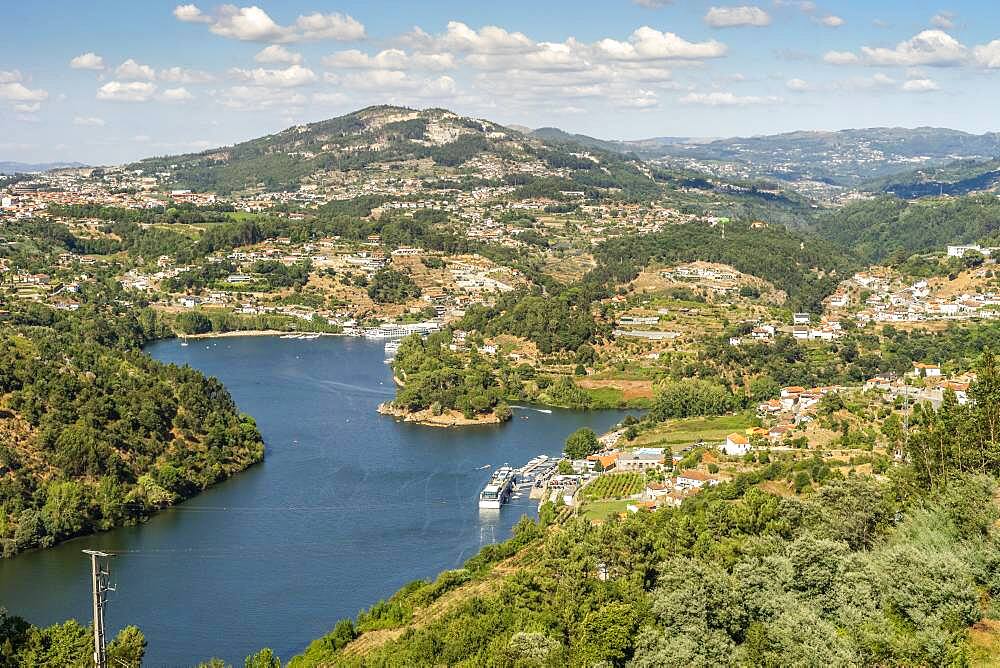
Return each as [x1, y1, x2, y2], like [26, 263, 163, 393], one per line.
[376, 402, 507, 427]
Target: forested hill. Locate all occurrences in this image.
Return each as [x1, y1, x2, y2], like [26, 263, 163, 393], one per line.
[863, 158, 1000, 199]
[0, 303, 264, 557]
[591, 221, 856, 312]
[129, 105, 661, 198]
[811, 195, 1000, 263]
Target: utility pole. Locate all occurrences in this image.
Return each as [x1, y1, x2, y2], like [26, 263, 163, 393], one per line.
[83, 550, 115, 668]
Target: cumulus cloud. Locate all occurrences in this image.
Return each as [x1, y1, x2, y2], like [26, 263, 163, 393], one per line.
[405, 22, 535, 55]
[159, 87, 194, 102]
[96, 81, 157, 102]
[901, 78, 940, 92]
[175, 4, 365, 43]
[173, 4, 211, 23]
[0, 70, 22, 84]
[786, 77, 810, 91]
[930, 12, 955, 30]
[633, 0, 673, 6]
[596, 26, 727, 60]
[255, 45, 302, 65]
[819, 15, 845, 27]
[0, 81, 49, 103]
[158, 67, 214, 83]
[973, 40, 1000, 68]
[704, 6, 772, 28]
[73, 116, 106, 126]
[228, 64, 317, 87]
[680, 91, 781, 106]
[823, 50, 860, 65]
[323, 48, 456, 71]
[858, 30, 968, 66]
[216, 85, 306, 110]
[115, 59, 156, 81]
[70, 52, 105, 70]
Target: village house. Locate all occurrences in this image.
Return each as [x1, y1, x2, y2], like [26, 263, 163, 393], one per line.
[615, 448, 665, 472]
[722, 432, 750, 456]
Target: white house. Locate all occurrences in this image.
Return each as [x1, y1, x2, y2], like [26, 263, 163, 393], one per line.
[722, 432, 750, 456]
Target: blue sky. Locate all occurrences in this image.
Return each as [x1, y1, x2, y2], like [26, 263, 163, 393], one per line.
[3, 0, 1000, 164]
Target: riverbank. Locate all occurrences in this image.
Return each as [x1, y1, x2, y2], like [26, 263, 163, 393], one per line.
[377, 402, 506, 427]
[183, 329, 346, 339]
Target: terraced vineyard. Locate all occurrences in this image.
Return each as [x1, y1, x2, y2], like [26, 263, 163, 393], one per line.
[581, 472, 645, 500]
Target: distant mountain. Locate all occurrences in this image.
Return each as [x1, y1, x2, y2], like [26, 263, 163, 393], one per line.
[631, 127, 1000, 186]
[863, 158, 1000, 198]
[131, 105, 662, 197]
[0, 161, 86, 174]
[527, 127, 629, 154]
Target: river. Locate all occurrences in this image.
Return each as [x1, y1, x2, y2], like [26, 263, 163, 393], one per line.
[0, 336, 633, 666]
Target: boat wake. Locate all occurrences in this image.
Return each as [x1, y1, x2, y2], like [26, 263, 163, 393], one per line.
[510, 405, 553, 414]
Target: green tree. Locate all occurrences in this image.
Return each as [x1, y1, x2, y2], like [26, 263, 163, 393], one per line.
[564, 428, 599, 459]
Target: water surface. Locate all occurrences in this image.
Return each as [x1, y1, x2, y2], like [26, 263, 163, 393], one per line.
[0, 336, 631, 666]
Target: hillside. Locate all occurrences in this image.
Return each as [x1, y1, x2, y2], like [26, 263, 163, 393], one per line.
[864, 158, 1000, 199]
[0, 303, 265, 557]
[811, 194, 1000, 263]
[591, 220, 856, 312]
[131, 106, 662, 198]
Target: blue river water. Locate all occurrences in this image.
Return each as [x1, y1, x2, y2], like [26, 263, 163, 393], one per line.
[0, 335, 633, 666]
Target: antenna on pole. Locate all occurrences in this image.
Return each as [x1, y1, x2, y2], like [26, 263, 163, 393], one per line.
[83, 550, 115, 668]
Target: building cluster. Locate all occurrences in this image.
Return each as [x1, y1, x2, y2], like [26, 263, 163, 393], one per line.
[864, 364, 976, 408]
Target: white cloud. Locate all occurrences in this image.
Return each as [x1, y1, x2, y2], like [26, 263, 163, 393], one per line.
[324, 49, 409, 70]
[597, 26, 727, 60]
[173, 4, 211, 23]
[73, 116, 106, 126]
[15, 102, 41, 113]
[159, 87, 194, 102]
[70, 52, 105, 70]
[406, 21, 535, 55]
[619, 89, 658, 108]
[293, 12, 366, 41]
[930, 12, 955, 30]
[228, 64, 317, 87]
[158, 67, 214, 83]
[178, 4, 365, 43]
[973, 40, 1000, 68]
[819, 15, 845, 27]
[823, 50, 859, 65]
[0, 81, 48, 103]
[115, 59, 156, 81]
[255, 45, 302, 65]
[0, 70, 21, 83]
[704, 6, 772, 28]
[859, 30, 968, 66]
[680, 91, 781, 106]
[216, 85, 307, 110]
[786, 77, 810, 91]
[96, 81, 157, 102]
[901, 78, 940, 92]
[633, 0, 673, 6]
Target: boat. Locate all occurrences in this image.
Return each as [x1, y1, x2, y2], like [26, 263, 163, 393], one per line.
[280, 333, 298, 339]
[180, 339, 189, 347]
[300, 333, 320, 340]
[479, 466, 516, 509]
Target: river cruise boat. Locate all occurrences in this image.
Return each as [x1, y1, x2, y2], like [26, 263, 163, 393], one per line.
[479, 466, 516, 509]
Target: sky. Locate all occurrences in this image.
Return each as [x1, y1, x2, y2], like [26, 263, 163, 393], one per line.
[3, 0, 1000, 164]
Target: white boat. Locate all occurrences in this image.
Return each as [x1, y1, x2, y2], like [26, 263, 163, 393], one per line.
[301, 333, 320, 340]
[180, 339, 189, 346]
[280, 333, 298, 339]
[479, 466, 516, 509]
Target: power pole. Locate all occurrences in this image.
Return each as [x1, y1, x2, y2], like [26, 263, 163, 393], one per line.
[83, 550, 114, 668]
